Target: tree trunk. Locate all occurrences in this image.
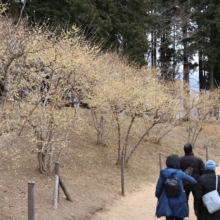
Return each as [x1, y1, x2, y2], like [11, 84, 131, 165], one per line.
[199, 50, 204, 90]
[151, 8, 157, 68]
[183, 25, 188, 84]
[91, 110, 105, 146]
[37, 129, 47, 173]
[1, 74, 10, 111]
[97, 132, 103, 145]
[96, 115, 104, 145]
[121, 116, 135, 162]
[210, 66, 214, 91]
[153, 27, 157, 68]
[126, 122, 156, 164]
[37, 151, 47, 173]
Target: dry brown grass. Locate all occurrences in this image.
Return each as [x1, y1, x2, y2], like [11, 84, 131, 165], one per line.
[0, 108, 220, 220]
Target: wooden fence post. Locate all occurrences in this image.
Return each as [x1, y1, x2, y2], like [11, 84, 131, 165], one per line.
[121, 155, 125, 196]
[54, 174, 59, 209]
[54, 162, 73, 205]
[55, 162, 60, 176]
[59, 177, 73, 202]
[55, 162, 60, 201]
[28, 181, 35, 220]
[159, 153, 163, 170]
[206, 147, 209, 161]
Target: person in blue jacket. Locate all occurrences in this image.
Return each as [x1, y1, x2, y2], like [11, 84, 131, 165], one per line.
[155, 154, 197, 220]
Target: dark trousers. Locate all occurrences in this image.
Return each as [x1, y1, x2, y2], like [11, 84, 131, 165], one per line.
[185, 188, 195, 215]
[166, 217, 183, 220]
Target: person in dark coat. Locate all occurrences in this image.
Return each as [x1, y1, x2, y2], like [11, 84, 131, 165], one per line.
[194, 160, 220, 220]
[155, 154, 197, 220]
[179, 143, 204, 214]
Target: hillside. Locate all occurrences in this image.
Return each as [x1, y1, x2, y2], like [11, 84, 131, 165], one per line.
[1, 112, 219, 220]
[1, 4, 220, 220]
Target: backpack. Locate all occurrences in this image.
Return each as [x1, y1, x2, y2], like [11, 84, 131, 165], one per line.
[165, 174, 182, 196]
[183, 156, 195, 185]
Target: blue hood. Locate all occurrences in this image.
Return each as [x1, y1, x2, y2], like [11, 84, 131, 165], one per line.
[156, 167, 189, 218]
[160, 168, 179, 178]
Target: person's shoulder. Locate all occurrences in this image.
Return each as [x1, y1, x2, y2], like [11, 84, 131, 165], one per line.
[179, 155, 191, 162]
[179, 155, 185, 160]
[176, 169, 185, 175]
[199, 172, 213, 181]
[176, 169, 189, 178]
[194, 155, 204, 162]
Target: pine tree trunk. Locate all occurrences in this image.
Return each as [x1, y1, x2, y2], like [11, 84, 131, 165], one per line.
[183, 25, 188, 84]
[199, 50, 204, 90]
[210, 66, 214, 91]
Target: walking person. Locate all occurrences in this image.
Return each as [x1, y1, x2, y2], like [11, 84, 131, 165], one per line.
[194, 160, 220, 220]
[180, 143, 204, 213]
[155, 154, 197, 220]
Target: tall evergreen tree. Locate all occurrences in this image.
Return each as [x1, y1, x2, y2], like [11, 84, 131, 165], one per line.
[150, 0, 191, 81]
[150, 0, 199, 84]
[192, 0, 220, 90]
[4, 0, 153, 66]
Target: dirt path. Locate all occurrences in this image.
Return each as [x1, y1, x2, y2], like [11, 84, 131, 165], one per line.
[91, 166, 220, 220]
[90, 183, 197, 220]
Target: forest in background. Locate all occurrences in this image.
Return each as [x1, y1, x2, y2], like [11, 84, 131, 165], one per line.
[3, 0, 220, 91]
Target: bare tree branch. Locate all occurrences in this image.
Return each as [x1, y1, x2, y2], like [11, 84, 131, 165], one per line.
[15, 0, 27, 28]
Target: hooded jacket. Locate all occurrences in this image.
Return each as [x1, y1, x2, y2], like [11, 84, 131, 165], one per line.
[194, 170, 220, 220]
[155, 167, 197, 218]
